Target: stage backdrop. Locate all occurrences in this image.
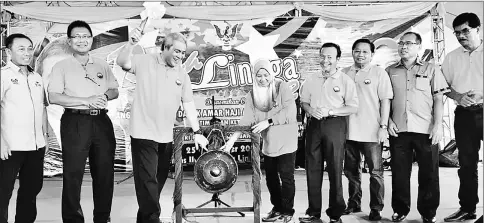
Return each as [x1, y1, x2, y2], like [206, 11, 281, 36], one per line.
[10, 13, 430, 176]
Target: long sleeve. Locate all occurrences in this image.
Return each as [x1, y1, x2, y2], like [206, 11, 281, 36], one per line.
[270, 81, 297, 125]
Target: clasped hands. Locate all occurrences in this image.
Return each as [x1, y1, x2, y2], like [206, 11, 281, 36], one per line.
[459, 90, 483, 107]
[85, 95, 108, 109]
[309, 107, 331, 120]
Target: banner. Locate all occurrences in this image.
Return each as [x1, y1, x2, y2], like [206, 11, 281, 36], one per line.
[9, 14, 430, 176]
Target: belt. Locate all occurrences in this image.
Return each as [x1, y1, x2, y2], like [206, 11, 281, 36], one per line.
[64, 108, 107, 116]
[311, 116, 338, 121]
[457, 103, 483, 111]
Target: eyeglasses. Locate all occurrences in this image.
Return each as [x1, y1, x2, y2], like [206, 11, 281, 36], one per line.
[453, 28, 474, 36]
[397, 41, 419, 47]
[70, 35, 92, 40]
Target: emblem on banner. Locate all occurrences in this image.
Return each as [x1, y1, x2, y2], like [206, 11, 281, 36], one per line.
[214, 24, 239, 51]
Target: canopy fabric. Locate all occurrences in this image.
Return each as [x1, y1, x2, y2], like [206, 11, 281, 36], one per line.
[3, 2, 440, 23]
[300, 2, 436, 21]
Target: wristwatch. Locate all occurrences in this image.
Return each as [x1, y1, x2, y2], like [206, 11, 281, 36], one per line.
[268, 118, 274, 126]
[380, 124, 388, 129]
[328, 109, 334, 116]
[193, 129, 202, 135]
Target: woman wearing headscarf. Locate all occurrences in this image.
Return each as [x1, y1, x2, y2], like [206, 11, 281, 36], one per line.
[222, 59, 298, 223]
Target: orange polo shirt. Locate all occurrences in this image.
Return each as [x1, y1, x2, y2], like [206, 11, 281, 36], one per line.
[1, 61, 46, 151]
[129, 53, 194, 143]
[342, 64, 393, 142]
[300, 70, 359, 111]
[386, 60, 450, 134]
[47, 55, 119, 109]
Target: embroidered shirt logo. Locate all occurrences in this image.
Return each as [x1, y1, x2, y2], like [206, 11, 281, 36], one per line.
[364, 79, 371, 84]
[333, 86, 340, 92]
[11, 78, 19, 84]
[97, 72, 104, 79]
[35, 81, 41, 87]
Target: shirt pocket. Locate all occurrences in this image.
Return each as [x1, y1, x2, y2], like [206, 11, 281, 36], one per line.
[415, 75, 430, 91]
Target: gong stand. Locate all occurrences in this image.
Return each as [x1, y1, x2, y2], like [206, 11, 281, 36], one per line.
[172, 125, 261, 223]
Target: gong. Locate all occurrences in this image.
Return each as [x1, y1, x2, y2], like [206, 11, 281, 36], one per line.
[194, 150, 238, 194]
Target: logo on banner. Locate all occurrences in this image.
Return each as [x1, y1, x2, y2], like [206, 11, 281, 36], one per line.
[214, 24, 239, 51]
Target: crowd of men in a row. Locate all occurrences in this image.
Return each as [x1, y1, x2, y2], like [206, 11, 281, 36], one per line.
[0, 11, 482, 223]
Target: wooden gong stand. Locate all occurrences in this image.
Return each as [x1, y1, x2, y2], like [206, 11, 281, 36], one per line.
[172, 124, 261, 223]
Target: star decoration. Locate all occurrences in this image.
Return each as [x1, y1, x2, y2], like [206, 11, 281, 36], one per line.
[235, 27, 280, 65]
[162, 27, 172, 35]
[178, 23, 184, 28]
[292, 49, 303, 58]
[193, 20, 213, 33]
[184, 27, 190, 32]
[262, 18, 274, 27]
[191, 33, 206, 46]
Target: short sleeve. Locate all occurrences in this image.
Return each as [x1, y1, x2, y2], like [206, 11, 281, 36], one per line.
[1, 76, 7, 102]
[128, 54, 140, 74]
[344, 77, 359, 108]
[180, 69, 194, 103]
[299, 78, 312, 104]
[239, 93, 256, 126]
[104, 62, 119, 89]
[431, 65, 451, 95]
[377, 69, 394, 100]
[47, 63, 65, 94]
[441, 55, 453, 86]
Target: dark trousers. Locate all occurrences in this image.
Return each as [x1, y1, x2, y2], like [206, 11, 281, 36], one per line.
[60, 113, 116, 223]
[305, 117, 347, 219]
[0, 148, 45, 223]
[455, 106, 483, 213]
[389, 132, 440, 218]
[131, 137, 173, 223]
[264, 152, 296, 216]
[344, 140, 384, 211]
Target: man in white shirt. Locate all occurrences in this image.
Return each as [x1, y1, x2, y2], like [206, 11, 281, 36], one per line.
[0, 33, 49, 223]
[442, 12, 483, 222]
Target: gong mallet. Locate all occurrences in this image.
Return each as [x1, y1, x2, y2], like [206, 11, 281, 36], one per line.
[131, 2, 166, 43]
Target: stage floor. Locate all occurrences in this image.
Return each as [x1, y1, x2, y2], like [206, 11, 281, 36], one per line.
[7, 164, 483, 223]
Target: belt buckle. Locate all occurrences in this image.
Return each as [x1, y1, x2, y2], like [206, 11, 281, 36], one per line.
[89, 110, 99, 116]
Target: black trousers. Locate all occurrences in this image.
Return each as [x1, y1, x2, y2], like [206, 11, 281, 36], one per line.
[389, 132, 440, 218]
[60, 113, 116, 223]
[0, 148, 45, 223]
[344, 140, 384, 211]
[454, 106, 483, 213]
[305, 117, 347, 219]
[130, 137, 173, 223]
[264, 152, 296, 216]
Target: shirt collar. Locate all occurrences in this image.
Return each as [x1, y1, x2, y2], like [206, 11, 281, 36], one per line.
[350, 63, 372, 72]
[71, 53, 94, 65]
[6, 61, 34, 75]
[317, 70, 342, 79]
[395, 56, 423, 67]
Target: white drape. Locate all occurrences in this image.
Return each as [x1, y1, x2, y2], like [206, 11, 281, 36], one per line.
[300, 2, 436, 21]
[3, 2, 436, 23]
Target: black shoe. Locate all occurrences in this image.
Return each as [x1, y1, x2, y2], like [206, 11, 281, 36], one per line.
[262, 210, 282, 222]
[343, 206, 362, 215]
[422, 216, 437, 223]
[330, 218, 342, 223]
[444, 209, 477, 222]
[369, 210, 382, 221]
[392, 213, 407, 222]
[299, 214, 320, 223]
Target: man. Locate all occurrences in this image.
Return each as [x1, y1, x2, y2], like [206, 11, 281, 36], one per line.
[48, 20, 119, 223]
[116, 28, 208, 223]
[0, 33, 49, 223]
[441, 12, 483, 222]
[341, 38, 393, 220]
[299, 42, 359, 223]
[386, 32, 449, 223]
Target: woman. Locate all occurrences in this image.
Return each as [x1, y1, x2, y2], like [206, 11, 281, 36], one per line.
[222, 59, 298, 223]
